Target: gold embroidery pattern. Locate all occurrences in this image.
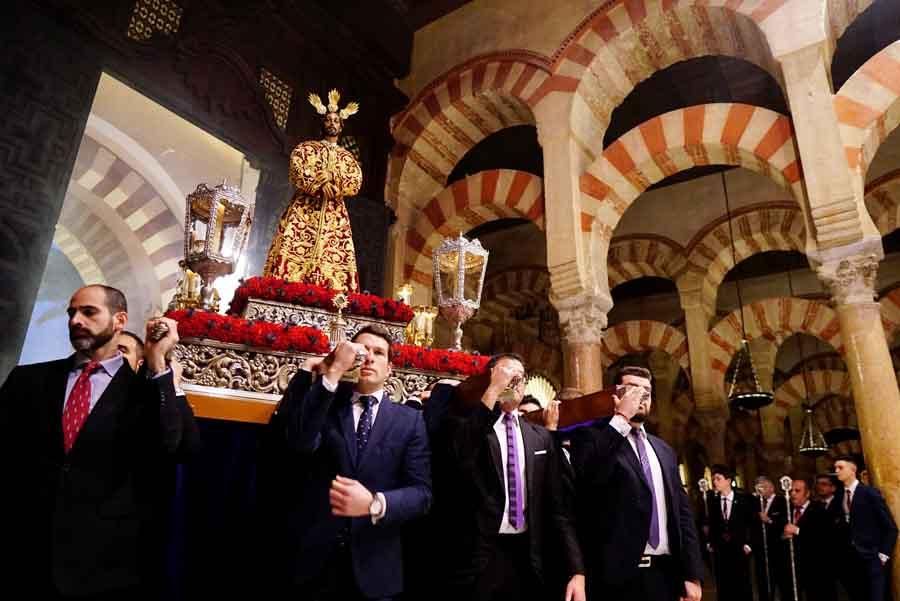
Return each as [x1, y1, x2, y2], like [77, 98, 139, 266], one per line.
[263, 140, 362, 291]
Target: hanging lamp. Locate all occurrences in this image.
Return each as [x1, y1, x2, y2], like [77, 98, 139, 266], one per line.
[721, 172, 774, 410]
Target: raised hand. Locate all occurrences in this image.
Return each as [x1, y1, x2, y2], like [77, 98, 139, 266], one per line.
[144, 317, 179, 375]
[613, 384, 645, 421]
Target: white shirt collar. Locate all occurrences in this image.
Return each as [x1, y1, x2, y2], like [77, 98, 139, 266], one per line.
[352, 389, 385, 404]
[495, 409, 521, 427]
[722, 490, 735, 502]
[846, 479, 859, 494]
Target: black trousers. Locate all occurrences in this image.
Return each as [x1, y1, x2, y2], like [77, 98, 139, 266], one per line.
[472, 533, 544, 601]
[590, 555, 681, 601]
[837, 548, 888, 601]
[713, 545, 753, 601]
[297, 545, 393, 601]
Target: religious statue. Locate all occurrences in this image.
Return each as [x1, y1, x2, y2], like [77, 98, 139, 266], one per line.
[263, 89, 363, 291]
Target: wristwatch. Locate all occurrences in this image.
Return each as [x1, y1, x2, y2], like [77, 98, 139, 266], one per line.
[369, 494, 383, 517]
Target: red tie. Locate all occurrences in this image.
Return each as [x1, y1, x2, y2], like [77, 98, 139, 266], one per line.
[794, 507, 803, 523]
[62, 360, 100, 453]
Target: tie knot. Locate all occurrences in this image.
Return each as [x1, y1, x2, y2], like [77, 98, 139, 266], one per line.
[503, 411, 517, 425]
[630, 426, 644, 439]
[81, 360, 101, 376]
[359, 394, 378, 408]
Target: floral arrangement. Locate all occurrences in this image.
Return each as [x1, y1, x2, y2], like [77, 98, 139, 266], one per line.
[166, 309, 330, 354]
[390, 343, 489, 376]
[227, 276, 414, 324]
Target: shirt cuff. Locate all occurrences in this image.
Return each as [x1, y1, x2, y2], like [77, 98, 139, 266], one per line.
[149, 368, 172, 380]
[743, 544, 752, 554]
[321, 374, 338, 392]
[879, 553, 889, 564]
[371, 492, 387, 524]
[609, 414, 631, 437]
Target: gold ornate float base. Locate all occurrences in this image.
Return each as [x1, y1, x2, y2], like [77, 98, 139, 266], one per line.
[173, 338, 460, 424]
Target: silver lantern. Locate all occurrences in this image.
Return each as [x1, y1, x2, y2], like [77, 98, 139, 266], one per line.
[432, 233, 488, 351]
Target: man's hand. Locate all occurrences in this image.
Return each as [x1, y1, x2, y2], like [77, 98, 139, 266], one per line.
[564, 574, 585, 601]
[170, 359, 184, 389]
[743, 544, 752, 555]
[144, 317, 179, 375]
[482, 363, 520, 409]
[544, 399, 561, 431]
[329, 475, 374, 517]
[613, 384, 644, 421]
[783, 523, 799, 538]
[321, 182, 339, 201]
[681, 580, 702, 601]
[758, 511, 772, 524]
[302, 355, 326, 375]
[323, 341, 367, 383]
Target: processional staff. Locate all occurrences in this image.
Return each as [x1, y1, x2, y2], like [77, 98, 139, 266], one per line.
[698, 478, 716, 580]
[780, 475, 799, 601]
[754, 483, 772, 601]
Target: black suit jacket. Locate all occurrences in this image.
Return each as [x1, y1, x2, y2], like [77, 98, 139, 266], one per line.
[752, 494, 787, 553]
[834, 484, 898, 560]
[787, 501, 831, 585]
[707, 489, 755, 552]
[280, 374, 432, 599]
[570, 417, 703, 587]
[0, 356, 183, 596]
[436, 402, 584, 588]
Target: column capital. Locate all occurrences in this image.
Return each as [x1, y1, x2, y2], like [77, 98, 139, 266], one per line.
[552, 291, 612, 345]
[816, 252, 880, 305]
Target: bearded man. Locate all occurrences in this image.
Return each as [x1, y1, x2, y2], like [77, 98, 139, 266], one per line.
[0, 284, 185, 600]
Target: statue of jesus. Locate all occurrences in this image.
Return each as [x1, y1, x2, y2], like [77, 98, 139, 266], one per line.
[263, 89, 362, 291]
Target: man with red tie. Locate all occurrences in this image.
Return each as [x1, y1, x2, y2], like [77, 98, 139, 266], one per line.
[0, 285, 184, 600]
[832, 456, 897, 601]
[780, 478, 833, 601]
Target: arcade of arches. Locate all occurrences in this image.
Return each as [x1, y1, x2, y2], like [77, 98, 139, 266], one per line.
[4, 0, 900, 595]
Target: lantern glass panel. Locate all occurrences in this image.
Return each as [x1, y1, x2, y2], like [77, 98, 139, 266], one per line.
[462, 254, 485, 303]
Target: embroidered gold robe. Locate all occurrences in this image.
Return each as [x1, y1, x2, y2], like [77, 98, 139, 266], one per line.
[263, 140, 362, 291]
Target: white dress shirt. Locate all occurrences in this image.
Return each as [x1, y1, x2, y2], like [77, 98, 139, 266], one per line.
[610, 414, 670, 555]
[494, 410, 528, 534]
[721, 490, 735, 520]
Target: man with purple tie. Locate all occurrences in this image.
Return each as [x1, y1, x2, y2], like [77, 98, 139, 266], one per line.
[436, 353, 585, 601]
[570, 366, 703, 601]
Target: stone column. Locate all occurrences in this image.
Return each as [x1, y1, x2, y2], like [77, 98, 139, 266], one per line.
[0, 7, 102, 381]
[694, 406, 729, 466]
[818, 253, 900, 594]
[555, 292, 610, 396]
[678, 277, 721, 410]
[648, 350, 679, 444]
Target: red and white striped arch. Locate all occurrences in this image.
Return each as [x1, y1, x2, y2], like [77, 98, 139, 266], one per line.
[607, 235, 686, 289]
[580, 104, 802, 244]
[684, 203, 806, 314]
[477, 267, 550, 323]
[864, 169, 900, 237]
[600, 320, 690, 372]
[71, 134, 183, 302]
[387, 52, 550, 213]
[834, 39, 900, 178]
[537, 1, 784, 167]
[404, 169, 545, 286]
[709, 297, 843, 390]
[772, 370, 852, 423]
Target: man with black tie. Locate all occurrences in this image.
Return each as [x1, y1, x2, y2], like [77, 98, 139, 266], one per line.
[780, 478, 834, 601]
[752, 476, 786, 601]
[0, 285, 184, 599]
[279, 325, 431, 601]
[832, 455, 897, 601]
[570, 365, 703, 601]
[436, 353, 585, 601]
[706, 464, 753, 601]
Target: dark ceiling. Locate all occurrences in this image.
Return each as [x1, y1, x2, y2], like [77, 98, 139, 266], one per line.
[831, 0, 900, 90]
[448, 125, 543, 185]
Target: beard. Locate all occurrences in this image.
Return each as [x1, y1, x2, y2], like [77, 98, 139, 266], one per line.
[323, 121, 341, 137]
[69, 320, 116, 353]
[630, 411, 648, 423]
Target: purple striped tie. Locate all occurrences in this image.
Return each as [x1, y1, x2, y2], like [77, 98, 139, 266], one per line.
[504, 412, 524, 529]
[631, 427, 660, 549]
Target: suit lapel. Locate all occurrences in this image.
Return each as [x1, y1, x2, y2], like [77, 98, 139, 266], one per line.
[520, 420, 539, 510]
[487, 427, 504, 491]
[338, 389, 358, 469]
[358, 393, 397, 472]
[70, 361, 132, 454]
[620, 431, 650, 492]
[51, 356, 76, 456]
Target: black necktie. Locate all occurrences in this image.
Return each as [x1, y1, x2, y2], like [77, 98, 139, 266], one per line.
[356, 395, 378, 454]
[722, 497, 729, 520]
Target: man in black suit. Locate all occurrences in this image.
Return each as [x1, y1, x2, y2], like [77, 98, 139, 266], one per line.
[780, 478, 835, 601]
[706, 464, 753, 601]
[435, 353, 585, 601]
[751, 476, 787, 601]
[832, 455, 898, 601]
[570, 365, 703, 601]
[0, 284, 184, 600]
[279, 325, 431, 601]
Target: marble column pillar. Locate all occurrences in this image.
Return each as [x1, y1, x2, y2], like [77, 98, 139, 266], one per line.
[648, 350, 679, 444]
[555, 292, 611, 396]
[818, 253, 900, 595]
[694, 406, 729, 466]
[678, 278, 722, 410]
[0, 7, 101, 381]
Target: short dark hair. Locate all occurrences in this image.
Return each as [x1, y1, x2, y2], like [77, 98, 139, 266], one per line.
[84, 284, 128, 314]
[711, 464, 734, 479]
[519, 395, 541, 411]
[120, 330, 144, 356]
[487, 352, 526, 371]
[614, 365, 652, 385]
[835, 454, 860, 469]
[351, 324, 392, 353]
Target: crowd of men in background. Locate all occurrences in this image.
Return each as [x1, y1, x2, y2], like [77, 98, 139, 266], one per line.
[0, 284, 896, 601]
